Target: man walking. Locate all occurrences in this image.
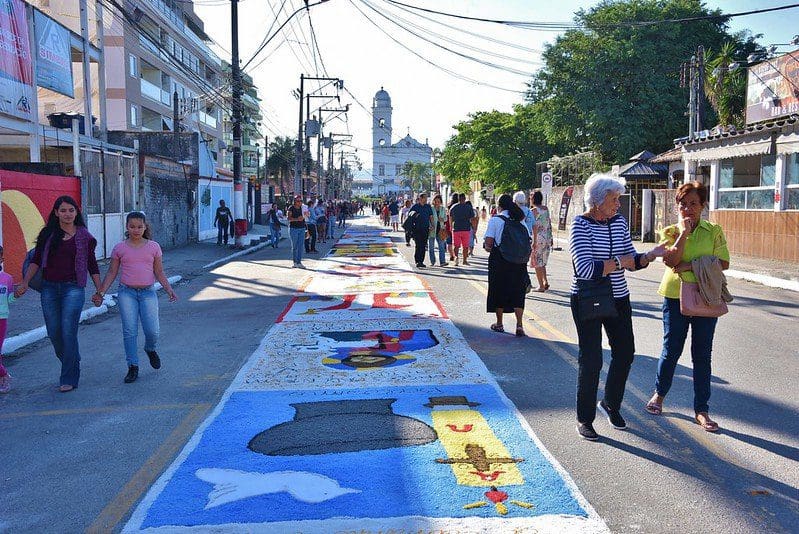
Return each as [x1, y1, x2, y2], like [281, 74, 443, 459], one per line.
[388, 198, 400, 231]
[213, 200, 233, 246]
[407, 193, 434, 268]
[449, 193, 475, 266]
[287, 196, 307, 268]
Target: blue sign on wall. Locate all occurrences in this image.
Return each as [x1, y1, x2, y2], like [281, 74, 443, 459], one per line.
[34, 10, 74, 98]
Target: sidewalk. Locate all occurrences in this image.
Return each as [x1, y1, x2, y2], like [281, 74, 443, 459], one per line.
[8, 224, 278, 343]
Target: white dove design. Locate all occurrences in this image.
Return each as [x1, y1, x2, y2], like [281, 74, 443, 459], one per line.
[195, 468, 360, 509]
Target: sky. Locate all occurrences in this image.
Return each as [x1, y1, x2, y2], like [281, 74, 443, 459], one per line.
[193, 0, 799, 173]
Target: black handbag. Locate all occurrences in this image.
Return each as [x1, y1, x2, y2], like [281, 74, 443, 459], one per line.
[576, 277, 617, 321]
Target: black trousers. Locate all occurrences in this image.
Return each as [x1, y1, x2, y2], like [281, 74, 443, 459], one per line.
[305, 224, 317, 252]
[413, 231, 428, 265]
[216, 221, 229, 244]
[570, 294, 635, 424]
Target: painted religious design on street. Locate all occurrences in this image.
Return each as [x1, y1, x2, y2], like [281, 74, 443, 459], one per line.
[301, 273, 427, 295]
[276, 292, 447, 323]
[123, 222, 608, 534]
[124, 385, 606, 533]
[238, 319, 486, 389]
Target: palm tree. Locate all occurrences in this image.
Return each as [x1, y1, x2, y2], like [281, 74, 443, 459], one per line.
[401, 161, 434, 196]
[704, 42, 747, 128]
[267, 136, 297, 198]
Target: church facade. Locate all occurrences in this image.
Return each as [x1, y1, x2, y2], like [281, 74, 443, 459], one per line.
[371, 87, 433, 196]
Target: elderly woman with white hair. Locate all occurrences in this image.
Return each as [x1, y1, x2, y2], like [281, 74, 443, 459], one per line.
[570, 174, 666, 441]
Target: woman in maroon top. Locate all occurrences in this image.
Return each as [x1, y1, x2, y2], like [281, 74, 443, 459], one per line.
[16, 196, 101, 392]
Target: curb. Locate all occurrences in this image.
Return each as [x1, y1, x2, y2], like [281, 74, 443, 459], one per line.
[5, 275, 182, 355]
[202, 241, 272, 270]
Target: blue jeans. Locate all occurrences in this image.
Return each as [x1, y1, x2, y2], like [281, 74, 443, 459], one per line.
[428, 235, 446, 265]
[118, 284, 160, 366]
[270, 224, 281, 247]
[290, 227, 305, 264]
[327, 218, 335, 238]
[655, 297, 717, 414]
[41, 281, 85, 387]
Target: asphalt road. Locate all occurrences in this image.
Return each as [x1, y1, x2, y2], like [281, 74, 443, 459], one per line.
[1, 217, 797, 533]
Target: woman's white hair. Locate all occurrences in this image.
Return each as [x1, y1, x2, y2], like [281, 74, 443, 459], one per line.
[512, 191, 527, 205]
[584, 173, 626, 209]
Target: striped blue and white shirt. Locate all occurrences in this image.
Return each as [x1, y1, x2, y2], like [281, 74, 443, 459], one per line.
[569, 214, 643, 298]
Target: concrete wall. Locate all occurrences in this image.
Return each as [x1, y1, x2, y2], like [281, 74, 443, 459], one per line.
[140, 155, 197, 249]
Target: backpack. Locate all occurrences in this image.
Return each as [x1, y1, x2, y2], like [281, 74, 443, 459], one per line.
[22, 248, 44, 292]
[496, 215, 532, 264]
[401, 210, 418, 233]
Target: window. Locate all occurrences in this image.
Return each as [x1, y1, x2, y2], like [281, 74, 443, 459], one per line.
[130, 105, 138, 127]
[128, 54, 137, 77]
[717, 155, 775, 210]
[378, 118, 385, 127]
[378, 138, 386, 146]
[378, 164, 385, 176]
[786, 153, 799, 210]
[395, 164, 402, 175]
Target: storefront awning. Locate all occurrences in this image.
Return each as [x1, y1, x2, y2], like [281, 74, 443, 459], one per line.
[776, 133, 799, 155]
[683, 133, 773, 162]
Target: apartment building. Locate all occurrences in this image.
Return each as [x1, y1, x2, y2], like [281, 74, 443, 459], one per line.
[103, 0, 226, 168]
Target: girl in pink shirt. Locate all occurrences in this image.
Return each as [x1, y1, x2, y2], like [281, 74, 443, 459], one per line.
[96, 212, 177, 384]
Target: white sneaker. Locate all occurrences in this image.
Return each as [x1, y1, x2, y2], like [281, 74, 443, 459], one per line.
[297, 263, 306, 269]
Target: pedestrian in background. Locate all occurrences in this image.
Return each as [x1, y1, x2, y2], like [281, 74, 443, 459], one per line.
[315, 201, 328, 244]
[531, 191, 553, 292]
[484, 194, 530, 337]
[646, 181, 730, 433]
[446, 193, 459, 261]
[449, 193, 474, 266]
[0, 246, 17, 393]
[569, 174, 666, 441]
[267, 203, 283, 248]
[213, 199, 233, 246]
[407, 193, 434, 268]
[428, 194, 448, 267]
[389, 198, 400, 231]
[466, 199, 478, 257]
[401, 199, 413, 246]
[305, 199, 318, 254]
[94, 211, 177, 384]
[15, 196, 103, 392]
[287, 196, 307, 268]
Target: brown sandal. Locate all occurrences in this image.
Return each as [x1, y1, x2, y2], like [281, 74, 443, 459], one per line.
[645, 394, 663, 415]
[490, 324, 504, 333]
[695, 412, 719, 432]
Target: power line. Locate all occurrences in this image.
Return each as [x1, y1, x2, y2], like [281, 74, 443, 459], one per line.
[360, 0, 538, 76]
[307, 11, 329, 77]
[347, 0, 526, 94]
[371, 0, 543, 66]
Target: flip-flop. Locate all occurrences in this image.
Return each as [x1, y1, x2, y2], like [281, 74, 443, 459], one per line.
[490, 324, 505, 333]
[695, 413, 719, 432]
[645, 401, 662, 415]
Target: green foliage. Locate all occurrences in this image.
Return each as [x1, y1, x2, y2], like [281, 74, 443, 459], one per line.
[435, 103, 562, 193]
[527, 0, 738, 163]
[400, 162, 434, 193]
[703, 35, 764, 128]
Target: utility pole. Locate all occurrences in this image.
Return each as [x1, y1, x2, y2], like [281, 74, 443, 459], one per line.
[681, 46, 706, 142]
[231, 0, 245, 247]
[294, 74, 305, 197]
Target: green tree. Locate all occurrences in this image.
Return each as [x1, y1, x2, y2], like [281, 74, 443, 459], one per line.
[267, 136, 313, 197]
[527, 0, 741, 163]
[401, 161, 434, 194]
[435, 103, 562, 193]
[703, 35, 764, 128]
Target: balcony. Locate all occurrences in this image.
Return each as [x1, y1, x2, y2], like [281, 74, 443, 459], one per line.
[140, 78, 162, 102]
[199, 110, 217, 129]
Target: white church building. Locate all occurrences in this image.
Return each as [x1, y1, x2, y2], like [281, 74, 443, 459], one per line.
[371, 87, 433, 196]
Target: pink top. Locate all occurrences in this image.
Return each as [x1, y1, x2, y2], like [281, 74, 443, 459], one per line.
[111, 240, 163, 287]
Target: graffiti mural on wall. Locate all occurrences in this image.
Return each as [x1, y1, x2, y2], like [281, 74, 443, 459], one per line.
[0, 170, 82, 281]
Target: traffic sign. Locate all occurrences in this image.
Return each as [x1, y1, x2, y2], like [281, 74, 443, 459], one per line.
[541, 172, 553, 195]
[486, 183, 494, 197]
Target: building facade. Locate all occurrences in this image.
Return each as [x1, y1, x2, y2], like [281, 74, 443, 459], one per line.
[371, 87, 432, 195]
[103, 0, 225, 165]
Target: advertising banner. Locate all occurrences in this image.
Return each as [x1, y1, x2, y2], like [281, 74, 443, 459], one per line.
[745, 50, 799, 124]
[557, 186, 574, 231]
[34, 10, 74, 97]
[0, 0, 34, 120]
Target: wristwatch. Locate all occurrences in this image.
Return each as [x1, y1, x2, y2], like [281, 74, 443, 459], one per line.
[613, 256, 622, 270]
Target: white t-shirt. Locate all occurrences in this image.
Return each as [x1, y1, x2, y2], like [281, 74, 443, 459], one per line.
[484, 210, 530, 246]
